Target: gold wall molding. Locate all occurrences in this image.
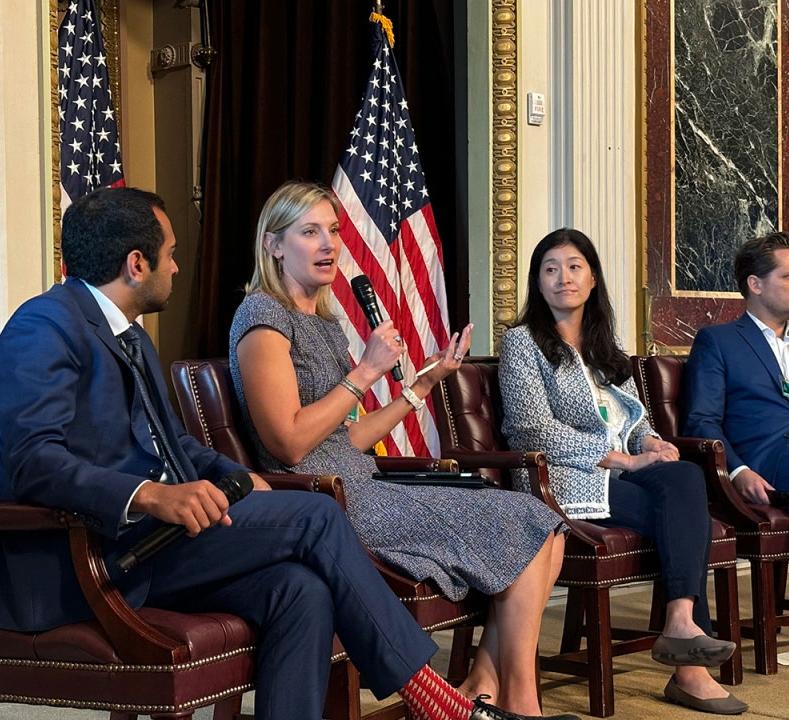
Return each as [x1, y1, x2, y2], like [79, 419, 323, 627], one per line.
[490, 0, 518, 345]
[50, 0, 61, 282]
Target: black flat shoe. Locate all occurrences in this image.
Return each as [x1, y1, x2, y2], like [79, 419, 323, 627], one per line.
[470, 694, 581, 720]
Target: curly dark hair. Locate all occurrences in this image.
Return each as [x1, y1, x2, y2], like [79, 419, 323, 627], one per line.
[513, 227, 631, 386]
[61, 187, 166, 285]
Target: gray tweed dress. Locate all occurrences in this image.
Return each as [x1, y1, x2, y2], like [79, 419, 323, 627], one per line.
[229, 292, 563, 601]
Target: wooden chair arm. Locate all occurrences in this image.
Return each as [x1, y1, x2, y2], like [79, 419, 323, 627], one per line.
[263, 473, 346, 509]
[663, 435, 763, 527]
[0, 502, 75, 530]
[443, 448, 544, 471]
[519, 456, 604, 549]
[375, 456, 458, 472]
[69, 526, 188, 664]
[0, 502, 186, 664]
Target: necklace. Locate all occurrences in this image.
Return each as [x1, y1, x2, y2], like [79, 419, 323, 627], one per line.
[304, 314, 361, 423]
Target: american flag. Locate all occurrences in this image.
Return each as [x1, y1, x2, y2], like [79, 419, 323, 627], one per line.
[331, 21, 450, 457]
[58, 0, 124, 213]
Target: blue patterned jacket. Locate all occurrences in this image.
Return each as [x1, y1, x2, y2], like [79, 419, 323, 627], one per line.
[499, 326, 656, 519]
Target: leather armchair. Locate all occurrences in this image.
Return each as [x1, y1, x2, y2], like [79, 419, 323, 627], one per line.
[632, 354, 789, 675]
[0, 473, 348, 720]
[433, 356, 742, 718]
[170, 358, 486, 717]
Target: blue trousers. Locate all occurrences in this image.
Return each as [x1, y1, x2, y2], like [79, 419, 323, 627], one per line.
[132, 491, 436, 720]
[595, 461, 713, 633]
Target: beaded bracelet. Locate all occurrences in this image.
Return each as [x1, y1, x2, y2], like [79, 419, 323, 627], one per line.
[339, 376, 365, 401]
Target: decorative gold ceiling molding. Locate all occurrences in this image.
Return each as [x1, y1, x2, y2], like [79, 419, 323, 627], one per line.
[490, 0, 518, 345]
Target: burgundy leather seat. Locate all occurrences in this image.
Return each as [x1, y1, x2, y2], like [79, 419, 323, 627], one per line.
[632, 354, 789, 675]
[433, 356, 741, 718]
[0, 504, 257, 720]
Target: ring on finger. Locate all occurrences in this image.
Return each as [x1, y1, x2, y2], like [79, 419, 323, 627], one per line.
[393, 334, 403, 345]
[453, 353, 463, 361]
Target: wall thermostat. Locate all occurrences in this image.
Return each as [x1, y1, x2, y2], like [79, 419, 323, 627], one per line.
[527, 92, 545, 126]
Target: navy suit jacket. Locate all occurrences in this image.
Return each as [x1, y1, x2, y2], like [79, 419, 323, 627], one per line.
[0, 279, 245, 631]
[683, 313, 789, 488]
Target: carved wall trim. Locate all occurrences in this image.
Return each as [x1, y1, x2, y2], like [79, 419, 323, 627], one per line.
[490, 0, 518, 345]
[50, 0, 61, 281]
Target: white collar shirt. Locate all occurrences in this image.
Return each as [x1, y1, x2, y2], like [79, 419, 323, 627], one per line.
[747, 311, 789, 382]
[80, 280, 152, 519]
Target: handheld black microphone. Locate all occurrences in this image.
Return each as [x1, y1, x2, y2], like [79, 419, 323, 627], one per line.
[117, 470, 254, 573]
[350, 274, 404, 381]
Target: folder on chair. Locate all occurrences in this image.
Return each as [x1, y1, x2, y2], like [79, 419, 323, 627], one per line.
[372, 471, 491, 488]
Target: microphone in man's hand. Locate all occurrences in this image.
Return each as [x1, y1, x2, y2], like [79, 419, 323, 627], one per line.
[117, 470, 254, 573]
[350, 274, 404, 381]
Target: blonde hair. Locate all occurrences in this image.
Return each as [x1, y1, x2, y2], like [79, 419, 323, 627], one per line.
[246, 181, 339, 319]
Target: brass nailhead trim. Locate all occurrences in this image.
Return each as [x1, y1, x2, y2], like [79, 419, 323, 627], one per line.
[423, 612, 482, 633]
[736, 530, 789, 537]
[399, 593, 442, 603]
[559, 572, 661, 587]
[0, 645, 255, 674]
[187, 363, 213, 449]
[0, 682, 253, 714]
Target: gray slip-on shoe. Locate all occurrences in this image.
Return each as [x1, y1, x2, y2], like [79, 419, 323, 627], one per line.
[652, 633, 737, 667]
[663, 675, 748, 715]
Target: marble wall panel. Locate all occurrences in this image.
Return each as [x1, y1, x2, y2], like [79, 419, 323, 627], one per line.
[641, 0, 789, 352]
[674, 0, 778, 293]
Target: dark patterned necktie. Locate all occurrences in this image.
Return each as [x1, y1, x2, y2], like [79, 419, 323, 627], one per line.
[118, 326, 186, 484]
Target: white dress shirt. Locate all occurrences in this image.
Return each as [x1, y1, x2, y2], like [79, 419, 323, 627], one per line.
[82, 281, 151, 521]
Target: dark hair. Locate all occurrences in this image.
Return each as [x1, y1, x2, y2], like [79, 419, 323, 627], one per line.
[61, 187, 166, 285]
[514, 227, 631, 386]
[734, 232, 789, 298]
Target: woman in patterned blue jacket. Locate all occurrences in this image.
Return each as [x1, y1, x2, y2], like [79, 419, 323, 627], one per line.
[499, 228, 746, 715]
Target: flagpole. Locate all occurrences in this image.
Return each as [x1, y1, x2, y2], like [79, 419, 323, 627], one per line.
[370, 1, 395, 47]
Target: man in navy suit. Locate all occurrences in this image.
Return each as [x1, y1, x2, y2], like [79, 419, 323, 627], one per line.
[684, 233, 789, 503]
[0, 188, 461, 720]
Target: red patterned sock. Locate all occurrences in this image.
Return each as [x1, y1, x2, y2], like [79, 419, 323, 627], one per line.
[398, 665, 474, 720]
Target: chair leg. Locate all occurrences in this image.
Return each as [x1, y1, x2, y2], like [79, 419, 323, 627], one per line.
[211, 694, 244, 720]
[714, 566, 743, 685]
[774, 560, 788, 615]
[560, 586, 585, 654]
[324, 659, 362, 720]
[447, 625, 476, 685]
[751, 559, 778, 675]
[648, 581, 666, 632]
[584, 587, 615, 718]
